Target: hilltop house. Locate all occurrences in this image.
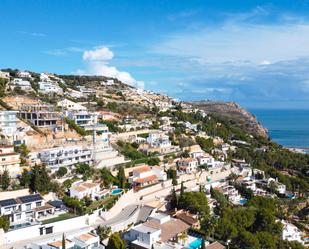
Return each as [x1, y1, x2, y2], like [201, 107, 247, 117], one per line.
[11, 78, 32, 91]
[0, 71, 10, 79]
[57, 99, 86, 111]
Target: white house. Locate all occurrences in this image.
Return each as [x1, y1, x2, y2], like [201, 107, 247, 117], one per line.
[57, 99, 87, 111]
[0, 145, 21, 177]
[0, 110, 18, 138]
[124, 213, 190, 249]
[0, 71, 10, 79]
[129, 165, 158, 188]
[0, 194, 55, 225]
[282, 220, 304, 244]
[31, 230, 101, 249]
[11, 78, 32, 90]
[38, 81, 63, 94]
[17, 71, 32, 79]
[177, 158, 198, 173]
[69, 181, 109, 200]
[197, 155, 216, 167]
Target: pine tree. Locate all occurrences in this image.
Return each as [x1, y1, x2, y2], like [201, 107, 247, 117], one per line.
[170, 188, 178, 210]
[180, 181, 184, 196]
[62, 233, 66, 249]
[30, 165, 41, 193]
[1, 169, 10, 190]
[117, 166, 126, 188]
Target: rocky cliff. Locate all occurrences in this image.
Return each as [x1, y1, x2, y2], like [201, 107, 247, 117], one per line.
[191, 101, 268, 138]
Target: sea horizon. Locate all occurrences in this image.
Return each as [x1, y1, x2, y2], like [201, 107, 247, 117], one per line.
[250, 108, 309, 148]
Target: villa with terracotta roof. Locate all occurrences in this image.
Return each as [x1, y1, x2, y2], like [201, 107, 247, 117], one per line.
[69, 181, 109, 201]
[129, 165, 159, 189]
[176, 158, 198, 173]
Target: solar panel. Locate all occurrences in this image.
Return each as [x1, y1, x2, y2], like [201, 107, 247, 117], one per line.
[0, 198, 17, 207]
[18, 194, 43, 203]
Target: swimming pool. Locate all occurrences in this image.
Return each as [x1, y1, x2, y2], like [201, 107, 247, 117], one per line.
[189, 238, 202, 249]
[239, 199, 247, 205]
[110, 188, 123, 195]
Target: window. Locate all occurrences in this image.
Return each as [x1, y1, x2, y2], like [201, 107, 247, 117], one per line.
[45, 226, 53, 234]
[15, 213, 21, 220]
[36, 201, 42, 207]
[26, 203, 31, 211]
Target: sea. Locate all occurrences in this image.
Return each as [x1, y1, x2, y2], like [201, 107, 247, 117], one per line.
[250, 109, 309, 149]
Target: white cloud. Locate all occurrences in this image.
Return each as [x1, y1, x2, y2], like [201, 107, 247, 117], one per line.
[83, 47, 113, 61]
[76, 46, 144, 89]
[260, 60, 271, 65]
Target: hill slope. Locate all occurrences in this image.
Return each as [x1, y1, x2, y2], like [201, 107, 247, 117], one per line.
[191, 101, 268, 138]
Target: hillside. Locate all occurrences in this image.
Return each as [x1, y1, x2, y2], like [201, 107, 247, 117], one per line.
[191, 101, 268, 138]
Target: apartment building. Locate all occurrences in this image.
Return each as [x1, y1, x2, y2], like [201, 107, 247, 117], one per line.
[19, 104, 60, 128]
[0, 145, 21, 177]
[37, 145, 92, 171]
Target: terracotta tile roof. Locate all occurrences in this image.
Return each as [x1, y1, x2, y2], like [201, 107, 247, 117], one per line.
[144, 219, 190, 242]
[175, 213, 199, 226]
[81, 182, 99, 188]
[134, 174, 157, 184]
[178, 158, 197, 163]
[133, 165, 151, 173]
[72, 185, 87, 192]
[77, 233, 97, 242]
[206, 241, 226, 249]
[48, 239, 72, 248]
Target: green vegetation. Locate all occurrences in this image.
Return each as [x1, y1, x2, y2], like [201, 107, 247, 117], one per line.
[0, 169, 10, 190]
[178, 192, 210, 216]
[209, 195, 304, 249]
[64, 117, 86, 136]
[0, 216, 10, 232]
[42, 213, 77, 224]
[56, 167, 68, 178]
[0, 78, 7, 97]
[99, 120, 121, 133]
[106, 232, 125, 249]
[116, 141, 146, 160]
[196, 136, 214, 153]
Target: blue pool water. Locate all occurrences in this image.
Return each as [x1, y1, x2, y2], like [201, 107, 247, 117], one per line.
[110, 188, 123, 195]
[189, 238, 202, 249]
[239, 199, 247, 205]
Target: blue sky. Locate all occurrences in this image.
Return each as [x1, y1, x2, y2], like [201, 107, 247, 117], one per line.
[1, 0, 309, 108]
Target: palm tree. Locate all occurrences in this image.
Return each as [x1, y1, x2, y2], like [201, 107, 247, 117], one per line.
[178, 232, 188, 246]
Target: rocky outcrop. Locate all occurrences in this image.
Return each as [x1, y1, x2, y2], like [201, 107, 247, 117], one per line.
[191, 101, 268, 138]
